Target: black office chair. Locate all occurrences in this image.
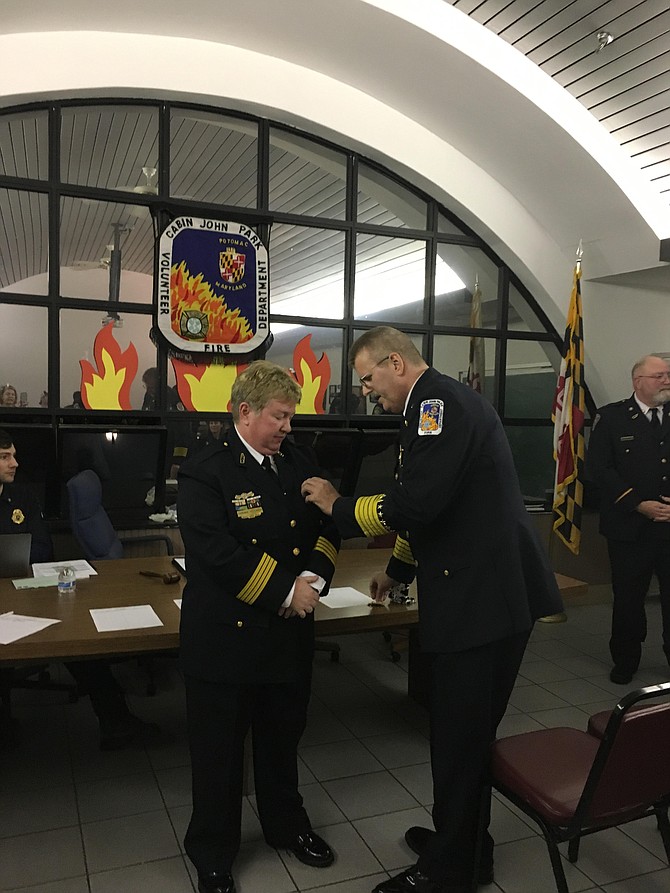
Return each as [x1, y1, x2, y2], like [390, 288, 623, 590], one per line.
[66, 469, 175, 694]
[66, 469, 174, 561]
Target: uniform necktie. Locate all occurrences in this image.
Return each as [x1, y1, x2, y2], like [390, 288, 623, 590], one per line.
[261, 455, 274, 473]
[650, 407, 661, 432]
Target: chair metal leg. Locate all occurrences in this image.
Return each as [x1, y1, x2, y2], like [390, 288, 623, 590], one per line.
[656, 807, 670, 862]
[567, 835, 581, 863]
[545, 836, 570, 893]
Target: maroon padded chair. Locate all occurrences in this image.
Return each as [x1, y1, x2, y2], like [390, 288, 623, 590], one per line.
[491, 682, 670, 893]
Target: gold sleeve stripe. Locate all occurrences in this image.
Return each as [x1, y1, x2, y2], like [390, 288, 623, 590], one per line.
[354, 494, 390, 537]
[172, 446, 188, 457]
[314, 536, 338, 567]
[237, 552, 277, 604]
[615, 487, 633, 504]
[393, 535, 416, 566]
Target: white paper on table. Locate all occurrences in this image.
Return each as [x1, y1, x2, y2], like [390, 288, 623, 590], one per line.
[320, 587, 372, 609]
[89, 604, 163, 633]
[32, 559, 97, 579]
[173, 598, 182, 609]
[0, 612, 60, 645]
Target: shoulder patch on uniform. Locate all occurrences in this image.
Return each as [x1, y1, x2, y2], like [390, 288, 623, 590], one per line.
[418, 399, 444, 435]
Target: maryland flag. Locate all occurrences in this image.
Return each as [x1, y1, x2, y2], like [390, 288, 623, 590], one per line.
[466, 283, 485, 394]
[552, 262, 586, 554]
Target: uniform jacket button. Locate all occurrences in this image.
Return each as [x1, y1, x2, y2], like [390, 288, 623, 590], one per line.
[236, 621, 243, 628]
[662, 458, 668, 464]
[443, 569, 449, 576]
[290, 520, 297, 527]
[293, 547, 300, 556]
[251, 538, 257, 544]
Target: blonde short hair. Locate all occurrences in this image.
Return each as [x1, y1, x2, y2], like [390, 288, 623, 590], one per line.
[230, 361, 301, 420]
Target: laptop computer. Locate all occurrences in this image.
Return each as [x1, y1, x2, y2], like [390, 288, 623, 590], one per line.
[0, 533, 33, 578]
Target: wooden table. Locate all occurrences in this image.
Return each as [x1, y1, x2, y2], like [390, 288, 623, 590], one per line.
[0, 551, 587, 665]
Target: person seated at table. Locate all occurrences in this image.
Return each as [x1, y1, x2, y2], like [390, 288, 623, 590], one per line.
[0, 428, 160, 750]
[0, 384, 18, 407]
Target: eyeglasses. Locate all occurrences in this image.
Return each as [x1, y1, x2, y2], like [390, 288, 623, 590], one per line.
[636, 372, 670, 381]
[359, 355, 391, 387]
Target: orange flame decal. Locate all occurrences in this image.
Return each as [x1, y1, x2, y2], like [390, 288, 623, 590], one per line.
[79, 323, 138, 410]
[291, 335, 330, 414]
[170, 335, 330, 414]
[171, 359, 248, 412]
[171, 261, 253, 344]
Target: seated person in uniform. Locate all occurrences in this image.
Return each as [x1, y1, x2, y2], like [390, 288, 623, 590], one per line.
[0, 429, 160, 750]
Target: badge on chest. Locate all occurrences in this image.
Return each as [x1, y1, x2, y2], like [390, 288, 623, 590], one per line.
[232, 491, 263, 519]
[418, 399, 444, 435]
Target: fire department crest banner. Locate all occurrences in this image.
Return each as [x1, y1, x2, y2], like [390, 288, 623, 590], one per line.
[155, 217, 270, 357]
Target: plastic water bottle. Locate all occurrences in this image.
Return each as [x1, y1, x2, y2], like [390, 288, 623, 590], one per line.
[57, 565, 77, 595]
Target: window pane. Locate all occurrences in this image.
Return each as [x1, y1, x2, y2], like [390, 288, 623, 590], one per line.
[437, 211, 467, 236]
[60, 105, 159, 192]
[269, 130, 346, 218]
[266, 324, 342, 415]
[434, 245, 498, 328]
[508, 282, 546, 332]
[354, 234, 426, 324]
[352, 328, 424, 416]
[433, 333, 496, 403]
[0, 110, 48, 179]
[504, 425, 555, 502]
[358, 164, 427, 228]
[171, 110, 257, 207]
[505, 339, 561, 418]
[270, 224, 345, 319]
[59, 309, 156, 409]
[0, 189, 48, 294]
[59, 197, 153, 303]
[0, 305, 48, 407]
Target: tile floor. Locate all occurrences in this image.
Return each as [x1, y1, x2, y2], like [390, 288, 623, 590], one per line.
[2, 596, 670, 893]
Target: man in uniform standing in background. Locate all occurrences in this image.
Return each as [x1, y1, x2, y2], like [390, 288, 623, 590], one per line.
[302, 327, 562, 893]
[587, 353, 670, 684]
[178, 361, 340, 893]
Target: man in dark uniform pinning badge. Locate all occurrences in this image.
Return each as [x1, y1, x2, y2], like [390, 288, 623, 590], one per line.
[586, 354, 670, 685]
[178, 361, 341, 893]
[302, 327, 562, 893]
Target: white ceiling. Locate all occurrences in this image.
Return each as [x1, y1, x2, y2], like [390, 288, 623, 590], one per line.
[0, 0, 669, 305]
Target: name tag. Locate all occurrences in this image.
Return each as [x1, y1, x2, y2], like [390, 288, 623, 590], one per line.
[620, 436, 634, 441]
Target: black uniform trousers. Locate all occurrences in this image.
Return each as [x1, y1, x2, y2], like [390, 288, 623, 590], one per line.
[416, 630, 530, 887]
[607, 538, 670, 673]
[184, 671, 313, 875]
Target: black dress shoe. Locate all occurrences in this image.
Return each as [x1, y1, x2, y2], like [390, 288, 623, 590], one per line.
[609, 667, 634, 685]
[404, 827, 494, 885]
[373, 867, 444, 892]
[99, 714, 161, 750]
[197, 871, 236, 893]
[285, 830, 334, 867]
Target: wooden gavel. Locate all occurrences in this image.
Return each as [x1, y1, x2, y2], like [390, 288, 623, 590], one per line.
[139, 570, 181, 585]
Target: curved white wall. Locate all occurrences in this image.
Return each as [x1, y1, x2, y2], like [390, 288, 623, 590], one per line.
[1, 0, 668, 404]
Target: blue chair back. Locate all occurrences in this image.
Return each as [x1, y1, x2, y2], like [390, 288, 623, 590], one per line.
[66, 470, 124, 561]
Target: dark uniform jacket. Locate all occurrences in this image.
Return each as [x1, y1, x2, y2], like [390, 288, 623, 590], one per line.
[332, 367, 562, 653]
[178, 429, 340, 684]
[586, 396, 670, 542]
[0, 481, 52, 562]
